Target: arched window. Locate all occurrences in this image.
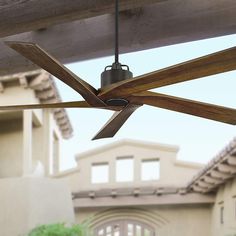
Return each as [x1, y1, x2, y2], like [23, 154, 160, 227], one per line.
[95, 219, 155, 236]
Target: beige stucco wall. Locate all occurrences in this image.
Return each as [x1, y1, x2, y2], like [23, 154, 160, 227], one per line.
[59, 140, 203, 192]
[75, 205, 212, 236]
[0, 85, 61, 177]
[0, 177, 75, 236]
[211, 177, 236, 236]
[56, 140, 211, 236]
[0, 118, 23, 177]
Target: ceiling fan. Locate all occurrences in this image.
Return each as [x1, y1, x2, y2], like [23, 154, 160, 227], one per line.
[2, 0, 236, 140]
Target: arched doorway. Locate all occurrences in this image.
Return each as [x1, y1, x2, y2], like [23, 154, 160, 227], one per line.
[95, 219, 155, 236]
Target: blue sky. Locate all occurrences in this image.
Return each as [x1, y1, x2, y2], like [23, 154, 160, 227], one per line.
[55, 34, 236, 170]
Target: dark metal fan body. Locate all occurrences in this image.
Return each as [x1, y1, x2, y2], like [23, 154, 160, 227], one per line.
[2, 0, 236, 140]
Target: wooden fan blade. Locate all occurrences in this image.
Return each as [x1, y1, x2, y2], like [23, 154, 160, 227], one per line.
[0, 101, 91, 110]
[0, 101, 122, 111]
[129, 91, 236, 125]
[0, 101, 123, 111]
[99, 46, 236, 99]
[5, 41, 106, 107]
[92, 104, 141, 140]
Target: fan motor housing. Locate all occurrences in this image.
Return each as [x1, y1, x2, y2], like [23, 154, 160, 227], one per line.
[101, 63, 133, 88]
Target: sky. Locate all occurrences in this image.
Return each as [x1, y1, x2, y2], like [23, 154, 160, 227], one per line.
[55, 34, 236, 170]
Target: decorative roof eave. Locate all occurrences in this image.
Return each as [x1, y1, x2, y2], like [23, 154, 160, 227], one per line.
[72, 186, 215, 209]
[72, 186, 189, 199]
[0, 70, 73, 139]
[187, 137, 236, 194]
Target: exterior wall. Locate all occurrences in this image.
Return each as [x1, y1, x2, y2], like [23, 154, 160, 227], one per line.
[0, 86, 37, 177]
[75, 205, 212, 236]
[32, 110, 62, 176]
[0, 118, 23, 177]
[57, 140, 211, 236]
[0, 84, 61, 177]
[0, 177, 75, 236]
[61, 140, 203, 192]
[211, 177, 236, 236]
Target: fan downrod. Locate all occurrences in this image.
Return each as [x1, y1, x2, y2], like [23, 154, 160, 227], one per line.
[100, 0, 132, 107]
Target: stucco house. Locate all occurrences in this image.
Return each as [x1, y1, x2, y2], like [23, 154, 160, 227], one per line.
[57, 138, 236, 236]
[0, 70, 236, 236]
[0, 70, 75, 236]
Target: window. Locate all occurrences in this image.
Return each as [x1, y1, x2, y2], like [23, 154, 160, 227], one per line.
[220, 206, 224, 224]
[95, 220, 155, 236]
[91, 163, 109, 184]
[116, 157, 134, 182]
[141, 159, 160, 181]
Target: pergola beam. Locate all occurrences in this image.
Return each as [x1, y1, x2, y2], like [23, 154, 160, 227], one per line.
[1, 0, 236, 76]
[0, 0, 162, 38]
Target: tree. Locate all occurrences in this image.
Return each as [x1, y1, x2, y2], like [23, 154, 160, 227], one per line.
[27, 223, 92, 236]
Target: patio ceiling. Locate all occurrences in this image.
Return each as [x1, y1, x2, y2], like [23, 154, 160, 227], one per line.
[1, 0, 236, 76]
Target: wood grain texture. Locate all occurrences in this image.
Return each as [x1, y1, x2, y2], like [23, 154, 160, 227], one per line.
[92, 104, 141, 140]
[6, 41, 106, 107]
[129, 91, 236, 125]
[2, 1, 236, 76]
[99, 46, 236, 99]
[0, 0, 163, 37]
[0, 101, 90, 110]
[0, 101, 122, 111]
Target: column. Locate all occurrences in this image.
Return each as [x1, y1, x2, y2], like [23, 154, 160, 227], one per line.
[22, 110, 32, 176]
[52, 132, 60, 174]
[43, 109, 53, 176]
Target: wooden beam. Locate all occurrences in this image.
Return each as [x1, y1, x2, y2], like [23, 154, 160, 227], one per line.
[197, 181, 214, 189]
[1, 0, 236, 76]
[227, 156, 236, 166]
[210, 170, 232, 180]
[178, 188, 187, 195]
[29, 72, 49, 90]
[217, 163, 236, 174]
[89, 191, 95, 199]
[55, 118, 68, 126]
[54, 111, 66, 120]
[231, 150, 236, 157]
[192, 185, 207, 193]
[203, 176, 222, 185]
[133, 188, 140, 197]
[36, 90, 56, 100]
[111, 190, 117, 198]
[19, 76, 28, 88]
[0, 0, 162, 38]
[156, 188, 164, 196]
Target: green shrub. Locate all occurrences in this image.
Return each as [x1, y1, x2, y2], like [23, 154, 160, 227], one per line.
[27, 223, 92, 236]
